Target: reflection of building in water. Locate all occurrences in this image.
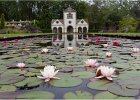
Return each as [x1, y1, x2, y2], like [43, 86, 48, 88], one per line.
[51, 6, 88, 33]
[52, 34, 89, 48]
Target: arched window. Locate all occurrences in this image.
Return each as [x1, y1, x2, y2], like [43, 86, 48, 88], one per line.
[53, 27, 57, 33]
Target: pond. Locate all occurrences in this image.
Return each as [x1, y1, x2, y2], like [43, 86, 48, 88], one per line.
[0, 34, 140, 99]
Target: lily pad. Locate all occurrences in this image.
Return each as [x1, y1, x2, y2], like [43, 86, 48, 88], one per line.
[0, 85, 16, 92]
[112, 63, 131, 69]
[94, 91, 118, 99]
[16, 91, 55, 99]
[63, 91, 93, 99]
[108, 84, 139, 96]
[0, 74, 25, 85]
[14, 77, 42, 87]
[87, 80, 112, 90]
[50, 76, 82, 88]
[71, 71, 95, 79]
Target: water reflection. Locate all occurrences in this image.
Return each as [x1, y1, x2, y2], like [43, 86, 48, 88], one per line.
[52, 34, 89, 48]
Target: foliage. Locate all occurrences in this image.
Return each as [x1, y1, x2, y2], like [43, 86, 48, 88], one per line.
[0, 13, 5, 29]
[0, 0, 140, 32]
[119, 15, 138, 32]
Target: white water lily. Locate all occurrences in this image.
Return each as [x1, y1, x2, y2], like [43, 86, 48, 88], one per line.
[132, 48, 140, 53]
[16, 63, 25, 68]
[106, 52, 112, 57]
[95, 65, 116, 81]
[84, 59, 99, 67]
[103, 44, 109, 48]
[41, 48, 49, 53]
[37, 65, 60, 82]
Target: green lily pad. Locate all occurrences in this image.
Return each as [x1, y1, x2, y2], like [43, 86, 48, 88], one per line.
[14, 77, 42, 87]
[87, 80, 112, 90]
[108, 84, 139, 96]
[50, 76, 82, 88]
[118, 71, 140, 80]
[16, 91, 55, 99]
[94, 91, 118, 99]
[0, 74, 25, 85]
[112, 63, 131, 69]
[71, 71, 95, 79]
[0, 85, 16, 92]
[63, 91, 93, 99]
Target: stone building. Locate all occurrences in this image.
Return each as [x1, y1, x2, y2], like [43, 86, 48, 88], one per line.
[51, 6, 89, 33]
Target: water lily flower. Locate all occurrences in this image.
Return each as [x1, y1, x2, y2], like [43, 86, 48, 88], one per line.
[96, 38, 100, 44]
[103, 37, 107, 41]
[132, 48, 140, 53]
[41, 48, 49, 53]
[16, 63, 25, 68]
[84, 59, 99, 67]
[3, 40, 8, 44]
[106, 52, 112, 57]
[103, 44, 109, 48]
[67, 47, 75, 54]
[95, 65, 116, 81]
[14, 39, 19, 43]
[113, 41, 118, 46]
[37, 65, 60, 82]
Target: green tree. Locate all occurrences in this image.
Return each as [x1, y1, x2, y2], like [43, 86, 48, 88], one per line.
[119, 15, 138, 32]
[0, 13, 5, 29]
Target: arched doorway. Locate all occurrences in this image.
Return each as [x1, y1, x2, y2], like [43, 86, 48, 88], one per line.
[53, 27, 57, 33]
[78, 27, 82, 33]
[83, 27, 87, 33]
[67, 26, 73, 33]
[58, 27, 62, 33]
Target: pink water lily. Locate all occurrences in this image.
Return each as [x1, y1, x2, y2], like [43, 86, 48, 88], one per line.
[41, 48, 49, 53]
[67, 47, 75, 54]
[103, 44, 109, 48]
[37, 65, 60, 82]
[95, 66, 116, 81]
[132, 48, 140, 53]
[16, 63, 25, 68]
[84, 59, 99, 67]
[106, 52, 112, 57]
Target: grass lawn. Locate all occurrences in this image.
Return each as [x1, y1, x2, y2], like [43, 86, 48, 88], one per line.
[0, 32, 140, 38]
[89, 32, 140, 36]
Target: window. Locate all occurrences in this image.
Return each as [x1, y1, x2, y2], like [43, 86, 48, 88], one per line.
[69, 21, 71, 24]
[56, 21, 59, 24]
[81, 20, 84, 23]
[67, 13, 73, 19]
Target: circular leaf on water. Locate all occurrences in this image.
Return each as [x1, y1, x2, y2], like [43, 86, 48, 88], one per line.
[16, 91, 55, 99]
[118, 71, 140, 80]
[108, 83, 139, 96]
[71, 71, 95, 79]
[0, 74, 25, 85]
[14, 77, 42, 88]
[50, 76, 82, 88]
[0, 85, 16, 92]
[112, 63, 130, 69]
[117, 96, 134, 99]
[94, 91, 118, 99]
[87, 80, 112, 90]
[63, 91, 93, 99]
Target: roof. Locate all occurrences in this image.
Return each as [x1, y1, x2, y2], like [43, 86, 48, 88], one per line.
[51, 19, 64, 24]
[64, 5, 75, 12]
[76, 19, 88, 24]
